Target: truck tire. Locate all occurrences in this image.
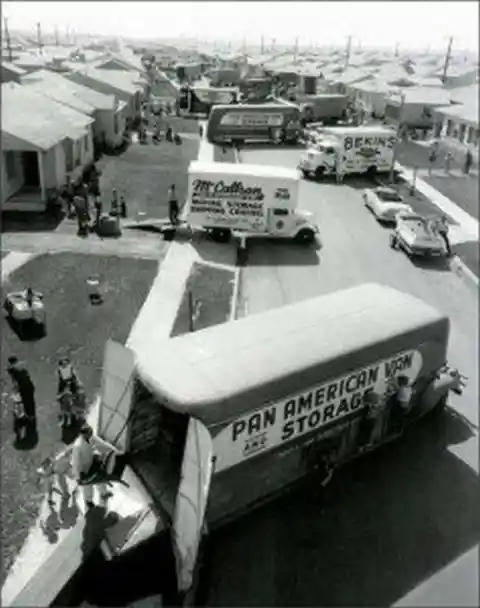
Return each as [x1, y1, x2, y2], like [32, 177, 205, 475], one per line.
[314, 166, 325, 180]
[295, 228, 315, 245]
[366, 166, 378, 180]
[211, 228, 231, 243]
[301, 169, 310, 180]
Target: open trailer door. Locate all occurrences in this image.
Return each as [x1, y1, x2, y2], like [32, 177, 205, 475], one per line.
[172, 418, 214, 595]
[97, 339, 136, 453]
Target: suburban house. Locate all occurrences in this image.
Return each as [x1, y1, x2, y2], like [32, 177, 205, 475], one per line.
[21, 69, 127, 150]
[384, 87, 454, 130]
[433, 102, 479, 161]
[90, 51, 146, 75]
[65, 66, 143, 124]
[1, 61, 27, 83]
[350, 78, 392, 117]
[2, 82, 94, 212]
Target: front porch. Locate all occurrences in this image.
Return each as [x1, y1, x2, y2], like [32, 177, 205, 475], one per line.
[3, 186, 46, 212]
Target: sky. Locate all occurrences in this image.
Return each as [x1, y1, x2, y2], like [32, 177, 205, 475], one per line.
[3, 1, 479, 51]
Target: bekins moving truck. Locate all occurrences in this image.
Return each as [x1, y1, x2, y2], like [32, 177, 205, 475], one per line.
[186, 161, 320, 244]
[299, 125, 398, 180]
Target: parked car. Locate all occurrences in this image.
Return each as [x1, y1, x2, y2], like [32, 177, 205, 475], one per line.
[363, 187, 413, 223]
[390, 213, 447, 257]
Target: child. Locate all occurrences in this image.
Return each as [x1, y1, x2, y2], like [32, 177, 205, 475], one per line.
[12, 392, 28, 443]
[37, 457, 55, 506]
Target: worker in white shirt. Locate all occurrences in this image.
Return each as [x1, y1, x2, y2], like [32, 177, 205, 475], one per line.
[71, 424, 108, 509]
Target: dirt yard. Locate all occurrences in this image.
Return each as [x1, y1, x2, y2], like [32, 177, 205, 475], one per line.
[96, 135, 199, 222]
[0, 252, 158, 583]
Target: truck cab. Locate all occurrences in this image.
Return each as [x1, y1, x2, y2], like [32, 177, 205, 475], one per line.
[265, 205, 318, 243]
[299, 137, 340, 179]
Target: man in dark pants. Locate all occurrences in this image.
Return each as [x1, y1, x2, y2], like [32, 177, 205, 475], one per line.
[7, 356, 37, 434]
[168, 184, 179, 225]
[436, 216, 452, 257]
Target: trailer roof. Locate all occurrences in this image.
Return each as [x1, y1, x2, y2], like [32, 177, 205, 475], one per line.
[322, 126, 397, 136]
[190, 160, 300, 181]
[136, 283, 447, 427]
[211, 103, 298, 111]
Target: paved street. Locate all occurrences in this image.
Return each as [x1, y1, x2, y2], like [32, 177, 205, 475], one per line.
[204, 147, 479, 607]
[396, 140, 479, 220]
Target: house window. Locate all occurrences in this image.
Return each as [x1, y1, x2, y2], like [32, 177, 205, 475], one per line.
[114, 113, 119, 134]
[458, 123, 466, 142]
[75, 141, 81, 166]
[446, 119, 453, 136]
[466, 126, 474, 144]
[84, 134, 89, 153]
[5, 151, 17, 180]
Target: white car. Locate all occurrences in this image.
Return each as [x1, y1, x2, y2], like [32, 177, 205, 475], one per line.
[363, 187, 413, 223]
[390, 213, 447, 257]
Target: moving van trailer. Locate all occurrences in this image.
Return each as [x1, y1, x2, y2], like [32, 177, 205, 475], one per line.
[90, 283, 464, 601]
[299, 125, 398, 180]
[186, 161, 319, 244]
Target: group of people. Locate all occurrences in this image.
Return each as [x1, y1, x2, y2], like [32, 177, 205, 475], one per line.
[428, 141, 474, 176]
[7, 355, 85, 444]
[62, 166, 127, 236]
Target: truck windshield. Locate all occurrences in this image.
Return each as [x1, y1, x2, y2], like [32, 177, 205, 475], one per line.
[128, 378, 189, 521]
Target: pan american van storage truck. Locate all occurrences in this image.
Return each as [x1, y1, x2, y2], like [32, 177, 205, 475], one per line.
[299, 125, 398, 180]
[186, 161, 319, 244]
[87, 283, 464, 602]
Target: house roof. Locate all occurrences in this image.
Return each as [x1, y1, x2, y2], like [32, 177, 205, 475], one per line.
[67, 65, 140, 95]
[2, 81, 93, 151]
[449, 84, 479, 106]
[1, 61, 27, 76]
[389, 86, 454, 106]
[21, 69, 116, 110]
[435, 101, 478, 126]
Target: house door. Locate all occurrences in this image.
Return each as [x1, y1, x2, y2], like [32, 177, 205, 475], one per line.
[22, 152, 40, 187]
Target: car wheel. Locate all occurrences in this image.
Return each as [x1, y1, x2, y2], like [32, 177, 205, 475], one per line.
[314, 167, 325, 180]
[295, 229, 315, 245]
[389, 234, 398, 249]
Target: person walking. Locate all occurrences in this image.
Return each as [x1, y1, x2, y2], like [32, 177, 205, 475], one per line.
[444, 151, 453, 175]
[120, 196, 127, 218]
[7, 356, 37, 433]
[71, 424, 109, 510]
[428, 146, 437, 176]
[168, 184, 179, 225]
[94, 196, 103, 227]
[436, 216, 452, 256]
[464, 148, 473, 175]
[12, 391, 28, 443]
[111, 189, 119, 215]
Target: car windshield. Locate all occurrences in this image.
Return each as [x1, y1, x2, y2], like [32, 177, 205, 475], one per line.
[402, 216, 433, 233]
[377, 189, 402, 202]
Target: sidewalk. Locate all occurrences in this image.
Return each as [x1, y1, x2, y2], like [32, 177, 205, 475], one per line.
[397, 163, 479, 286]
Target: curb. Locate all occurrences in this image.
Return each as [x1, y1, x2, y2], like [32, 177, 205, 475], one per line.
[450, 255, 479, 288]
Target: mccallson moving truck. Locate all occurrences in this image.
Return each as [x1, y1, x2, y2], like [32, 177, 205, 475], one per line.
[299, 125, 398, 180]
[27, 284, 463, 608]
[186, 161, 320, 244]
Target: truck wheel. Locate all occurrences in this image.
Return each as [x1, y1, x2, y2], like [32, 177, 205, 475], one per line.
[366, 166, 377, 180]
[211, 228, 231, 243]
[390, 234, 398, 249]
[295, 229, 315, 245]
[301, 169, 310, 180]
[314, 167, 325, 180]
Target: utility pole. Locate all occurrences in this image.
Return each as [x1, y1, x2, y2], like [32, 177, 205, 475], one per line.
[36, 22, 43, 55]
[442, 36, 453, 83]
[344, 35, 352, 70]
[394, 42, 399, 57]
[260, 35, 264, 55]
[293, 36, 299, 63]
[54, 25, 59, 46]
[4, 17, 13, 62]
